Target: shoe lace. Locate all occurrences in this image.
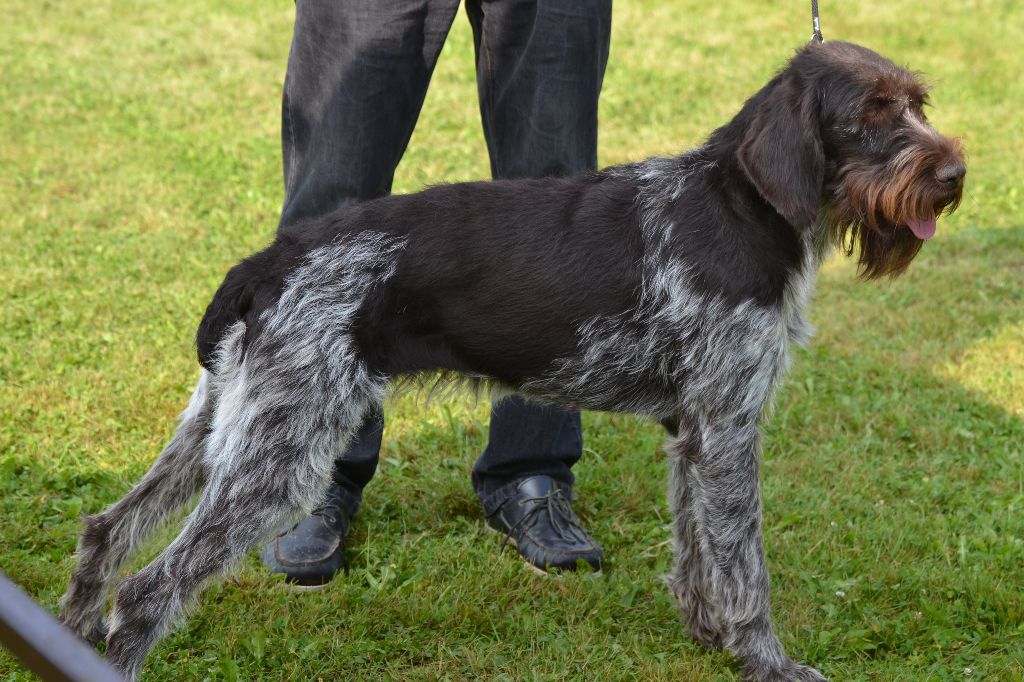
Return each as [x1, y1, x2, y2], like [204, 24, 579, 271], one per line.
[311, 500, 342, 527]
[499, 488, 585, 554]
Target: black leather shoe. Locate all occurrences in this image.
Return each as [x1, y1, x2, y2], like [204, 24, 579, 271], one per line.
[485, 475, 603, 573]
[260, 484, 351, 589]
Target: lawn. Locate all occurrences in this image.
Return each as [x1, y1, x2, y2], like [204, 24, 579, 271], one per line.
[1, 0, 1022, 680]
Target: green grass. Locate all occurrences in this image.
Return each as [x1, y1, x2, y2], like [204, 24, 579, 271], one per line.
[2, 0, 1022, 680]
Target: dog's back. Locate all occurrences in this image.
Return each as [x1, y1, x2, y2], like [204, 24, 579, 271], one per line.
[195, 173, 649, 384]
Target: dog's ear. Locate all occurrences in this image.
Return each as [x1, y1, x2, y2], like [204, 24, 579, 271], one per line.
[737, 75, 824, 231]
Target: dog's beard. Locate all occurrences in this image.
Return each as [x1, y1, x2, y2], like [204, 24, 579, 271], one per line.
[825, 174, 961, 278]
[825, 212, 925, 279]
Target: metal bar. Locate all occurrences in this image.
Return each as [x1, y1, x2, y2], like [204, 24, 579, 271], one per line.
[0, 572, 122, 682]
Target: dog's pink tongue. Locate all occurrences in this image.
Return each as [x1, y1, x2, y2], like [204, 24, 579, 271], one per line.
[906, 217, 937, 240]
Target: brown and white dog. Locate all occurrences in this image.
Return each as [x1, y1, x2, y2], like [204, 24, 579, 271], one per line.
[60, 41, 964, 681]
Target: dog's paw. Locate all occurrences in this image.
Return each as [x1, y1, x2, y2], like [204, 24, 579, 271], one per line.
[60, 612, 109, 647]
[742, 660, 827, 682]
[667, 574, 724, 650]
[684, 611, 723, 650]
[84, 620, 109, 647]
[87, 617, 109, 646]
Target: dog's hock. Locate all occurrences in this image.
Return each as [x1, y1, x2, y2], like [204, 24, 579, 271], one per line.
[737, 75, 825, 232]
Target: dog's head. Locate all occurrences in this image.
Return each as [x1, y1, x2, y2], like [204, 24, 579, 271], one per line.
[735, 40, 965, 278]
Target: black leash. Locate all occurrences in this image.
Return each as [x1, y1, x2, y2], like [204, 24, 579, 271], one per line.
[810, 0, 824, 43]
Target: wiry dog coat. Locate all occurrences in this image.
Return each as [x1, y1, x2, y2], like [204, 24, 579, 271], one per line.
[61, 41, 964, 681]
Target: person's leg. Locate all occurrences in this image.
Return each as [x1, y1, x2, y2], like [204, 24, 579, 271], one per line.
[280, 0, 462, 230]
[264, 0, 460, 585]
[473, 396, 582, 498]
[465, 0, 611, 182]
[467, 0, 611, 493]
[465, 0, 612, 571]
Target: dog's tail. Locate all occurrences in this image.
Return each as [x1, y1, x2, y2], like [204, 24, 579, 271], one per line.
[196, 260, 254, 371]
[195, 245, 286, 372]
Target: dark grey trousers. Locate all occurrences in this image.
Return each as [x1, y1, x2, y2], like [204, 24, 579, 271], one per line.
[278, 0, 612, 515]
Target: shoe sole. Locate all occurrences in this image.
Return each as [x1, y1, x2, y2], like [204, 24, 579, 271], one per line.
[283, 580, 332, 592]
[483, 523, 601, 577]
[261, 546, 344, 592]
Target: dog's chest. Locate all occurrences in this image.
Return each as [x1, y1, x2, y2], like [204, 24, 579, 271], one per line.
[780, 262, 817, 348]
[781, 235, 827, 348]
[524, 258, 816, 418]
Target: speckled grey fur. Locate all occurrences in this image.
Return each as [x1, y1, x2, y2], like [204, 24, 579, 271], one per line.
[61, 233, 401, 681]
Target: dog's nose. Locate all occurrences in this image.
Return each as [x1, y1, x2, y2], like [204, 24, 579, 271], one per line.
[936, 162, 966, 185]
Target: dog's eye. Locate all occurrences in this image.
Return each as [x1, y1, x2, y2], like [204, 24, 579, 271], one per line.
[866, 96, 897, 117]
[861, 96, 897, 125]
[909, 98, 929, 121]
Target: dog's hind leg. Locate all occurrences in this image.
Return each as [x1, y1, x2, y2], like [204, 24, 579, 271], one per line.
[102, 354, 382, 681]
[668, 414, 826, 682]
[60, 371, 214, 645]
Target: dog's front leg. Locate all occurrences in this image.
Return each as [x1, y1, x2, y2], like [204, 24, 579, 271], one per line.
[666, 415, 825, 682]
[664, 415, 722, 649]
